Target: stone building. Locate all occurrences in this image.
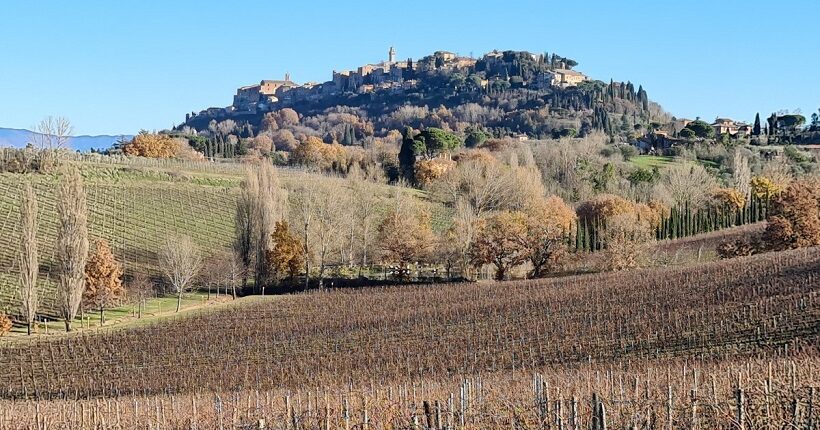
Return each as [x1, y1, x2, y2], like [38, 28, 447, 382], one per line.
[712, 118, 752, 136]
[233, 75, 297, 111]
[544, 69, 587, 88]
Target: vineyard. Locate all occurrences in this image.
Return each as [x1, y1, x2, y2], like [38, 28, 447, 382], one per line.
[0, 158, 453, 318]
[0, 246, 817, 428]
[0, 171, 238, 317]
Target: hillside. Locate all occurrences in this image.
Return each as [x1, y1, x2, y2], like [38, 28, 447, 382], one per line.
[181, 49, 666, 143]
[0, 156, 450, 318]
[0, 247, 817, 427]
[0, 128, 130, 152]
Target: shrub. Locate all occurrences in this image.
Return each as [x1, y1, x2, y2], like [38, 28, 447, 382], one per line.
[762, 179, 820, 250]
[414, 158, 456, 188]
[0, 313, 11, 337]
[123, 132, 178, 158]
[783, 145, 812, 164]
[619, 145, 639, 160]
[717, 236, 758, 259]
[576, 194, 634, 224]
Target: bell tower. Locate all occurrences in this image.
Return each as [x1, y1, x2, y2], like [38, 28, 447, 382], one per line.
[388, 46, 396, 63]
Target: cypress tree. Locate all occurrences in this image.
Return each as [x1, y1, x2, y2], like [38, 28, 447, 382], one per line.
[398, 127, 417, 182]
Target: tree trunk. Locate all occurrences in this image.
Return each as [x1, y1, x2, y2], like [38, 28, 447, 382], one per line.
[138, 300, 143, 319]
[176, 293, 182, 313]
[100, 307, 105, 326]
[64, 319, 72, 332]
[304, 259, 310, 291]
[319, 260, 325, 290]
[27, 322, 32, 336]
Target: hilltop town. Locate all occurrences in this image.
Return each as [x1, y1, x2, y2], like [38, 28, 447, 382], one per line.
[184, 48, 593, 127]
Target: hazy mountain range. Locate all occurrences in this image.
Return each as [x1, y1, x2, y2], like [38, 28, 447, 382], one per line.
[0, 127, 130, 152]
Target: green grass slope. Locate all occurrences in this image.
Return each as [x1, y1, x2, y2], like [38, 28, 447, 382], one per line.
[0, 157, 450, 318]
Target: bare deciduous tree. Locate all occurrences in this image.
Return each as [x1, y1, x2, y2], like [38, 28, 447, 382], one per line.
[30, 116, 72, 169]
[127, 273, 155, 319]
[292, 180, 318, 290]
[18, 183, 38, 335]
[159, 236, 202, 313]
[56, 167, 88, 332]
[312, 184, 344, 289]
[351, 174, 379, 277]
[224, 251, 246, 300]
[451, 198, 478, 278]
[655, 163, 717, 209]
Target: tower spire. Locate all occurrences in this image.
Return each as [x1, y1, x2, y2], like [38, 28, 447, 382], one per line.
[388, 46, 396, 63]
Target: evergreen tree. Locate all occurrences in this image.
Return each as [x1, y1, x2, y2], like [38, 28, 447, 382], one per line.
[753, 113, 761, 136]
[398, 127, 416, 182]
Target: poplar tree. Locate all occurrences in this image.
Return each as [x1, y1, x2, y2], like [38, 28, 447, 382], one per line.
[56, 167, 89, 332]
[18, 183, 39, 335]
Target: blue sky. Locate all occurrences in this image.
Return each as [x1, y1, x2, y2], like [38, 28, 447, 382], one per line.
[0, 0, 817, 135]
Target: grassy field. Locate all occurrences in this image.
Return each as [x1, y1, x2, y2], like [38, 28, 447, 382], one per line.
[628, 155, 676, 169]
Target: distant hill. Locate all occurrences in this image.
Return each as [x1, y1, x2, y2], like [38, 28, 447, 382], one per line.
[181, 49, 667, 140]
[0, 127, 131, 152]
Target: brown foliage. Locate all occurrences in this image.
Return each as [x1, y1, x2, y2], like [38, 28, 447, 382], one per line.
[291, 137, 347, 171]
[716, 236, 757, 259]
[123, 132, 178, 158]
[83, 239, 125, 322]
[576, 194, 634, 223]
[470, 211, 530, 280]
[762, 179, 820, 250]
[0, 313, 11, 337]
[414, 157, 456, 187]
[265, 221, 306, 281]
[525, 196, 576, 277]
[377, 201, 434, 268]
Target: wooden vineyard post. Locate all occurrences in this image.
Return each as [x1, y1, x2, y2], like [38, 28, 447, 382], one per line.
[343, 397, 350, 430]
[285, 395, 292, 430]
[808, 387, 815, 430]
[435, 400, 442, 430]
[666, 385, 673, 430]
[448, 394, 454, 430]
[324, 396, 330, 430]
[362, 397, 369, 430]
[459, 383, 466, 428]
[570, 396, 579, 430]
[764, 366, 771, 429]
[690, 388, 698, 430]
